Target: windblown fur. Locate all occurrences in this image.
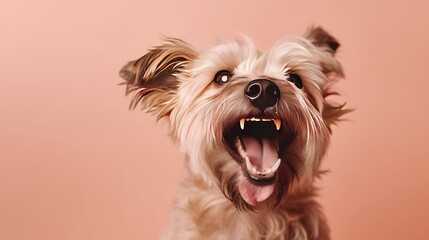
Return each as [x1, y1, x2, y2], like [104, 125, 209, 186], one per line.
[120, 26, 350, 240]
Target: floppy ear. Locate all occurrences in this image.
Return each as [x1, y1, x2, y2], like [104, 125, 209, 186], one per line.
[305, 26, 351, 129]
[305, 26, 344, 76]
[120, 38, 196, 119]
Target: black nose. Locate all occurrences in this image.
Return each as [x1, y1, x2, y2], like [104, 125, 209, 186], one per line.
[244, 79, 280, 111]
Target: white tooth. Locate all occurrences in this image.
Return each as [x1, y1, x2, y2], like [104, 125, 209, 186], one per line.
[274, 119, 281, 130]
[235, 138, 246, 158]
[245, 156, 253, 172]
[252, 166, 257, 174]
[240, 119, 245, 130]
[270, 158, 282, 173]
[265, 168, 272, 174]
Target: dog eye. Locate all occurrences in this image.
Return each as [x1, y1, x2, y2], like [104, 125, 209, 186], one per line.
[288, 73, 303, 89]
[213, 70, 232, 85]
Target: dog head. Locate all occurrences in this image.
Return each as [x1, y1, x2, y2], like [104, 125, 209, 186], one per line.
[120, 27, 349, 210]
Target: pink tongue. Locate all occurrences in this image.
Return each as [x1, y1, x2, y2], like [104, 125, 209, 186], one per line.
[238, 180, 275, 206]
[238, 136, 278, 206]
[241, 136, 278, 171]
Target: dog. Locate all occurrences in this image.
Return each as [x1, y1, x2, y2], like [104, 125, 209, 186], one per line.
[120, 26, 350, 240]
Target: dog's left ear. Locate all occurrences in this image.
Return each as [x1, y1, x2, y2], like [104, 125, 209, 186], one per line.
[305, 26, 344, 77]
[120, 38, 196, 119]
[305, 27, 351, 129]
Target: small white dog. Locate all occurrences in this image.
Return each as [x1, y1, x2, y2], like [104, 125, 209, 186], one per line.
[120, 26, 350, 240]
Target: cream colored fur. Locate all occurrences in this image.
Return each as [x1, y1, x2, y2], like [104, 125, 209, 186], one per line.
[120, 26, 350, 240]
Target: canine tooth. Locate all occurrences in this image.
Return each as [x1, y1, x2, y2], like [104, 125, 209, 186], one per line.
[270, 159, 282, 173]
[237, 140, 247, 159]
[252, 166, 257, 174]
[238, 144, 244, 156]
[245, 156, 253, 172]
[274, 119, 281, 130]
[240, 119, 245, 130]
[237, 142, 245, 158]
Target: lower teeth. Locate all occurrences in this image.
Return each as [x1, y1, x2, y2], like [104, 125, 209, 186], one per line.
[245, 156, 281, 178]
[235, 138, 281, 179]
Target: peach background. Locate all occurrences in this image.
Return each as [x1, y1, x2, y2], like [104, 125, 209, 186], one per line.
[1, 0, 429, 239]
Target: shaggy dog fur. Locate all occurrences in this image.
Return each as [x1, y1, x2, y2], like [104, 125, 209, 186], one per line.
[120, 26, 350, 240]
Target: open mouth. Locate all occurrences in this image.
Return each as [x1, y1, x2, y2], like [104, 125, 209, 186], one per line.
[224, 116, 293, 206]
[236, 118, 282, 183]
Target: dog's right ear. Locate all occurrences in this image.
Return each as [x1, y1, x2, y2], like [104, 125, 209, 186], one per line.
[120, 38, 196, 119]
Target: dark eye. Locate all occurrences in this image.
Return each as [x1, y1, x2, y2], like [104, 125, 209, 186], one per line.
[288, 73, 303, 89]
[213, 70, 232, 85]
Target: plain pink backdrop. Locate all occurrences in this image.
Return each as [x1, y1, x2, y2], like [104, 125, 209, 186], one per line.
[1, 0, 428, 239]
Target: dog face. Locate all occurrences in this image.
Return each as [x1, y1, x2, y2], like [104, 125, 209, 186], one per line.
[120, 27, 349, 211]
